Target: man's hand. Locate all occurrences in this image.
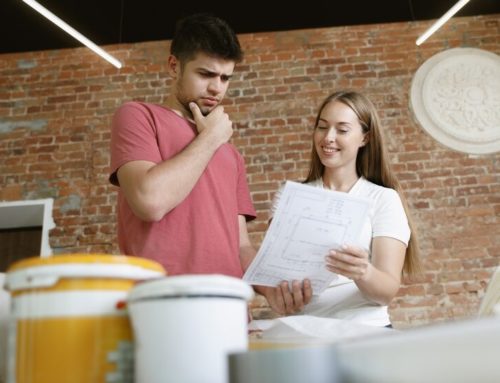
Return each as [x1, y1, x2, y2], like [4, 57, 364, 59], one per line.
[189, 102, 233, 147]
[256, 279, 313, 316]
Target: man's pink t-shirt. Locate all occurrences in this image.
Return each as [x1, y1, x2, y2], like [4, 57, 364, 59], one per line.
[110, 102, 256, 277]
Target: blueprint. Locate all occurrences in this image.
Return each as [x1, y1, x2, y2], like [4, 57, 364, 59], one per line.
[243, 181, 370, 294]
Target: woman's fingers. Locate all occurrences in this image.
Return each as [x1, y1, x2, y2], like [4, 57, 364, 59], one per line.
[326, 246, 370, 280]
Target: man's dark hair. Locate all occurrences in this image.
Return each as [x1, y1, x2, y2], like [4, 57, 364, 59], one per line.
[170, 13, 243, 64]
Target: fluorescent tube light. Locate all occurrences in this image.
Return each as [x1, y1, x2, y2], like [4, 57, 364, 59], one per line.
[22, 0, 123, 68]
[416, 0, 471, 46]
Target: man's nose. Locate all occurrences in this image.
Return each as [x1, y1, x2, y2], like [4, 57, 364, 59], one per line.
[208, 77, 223, 94]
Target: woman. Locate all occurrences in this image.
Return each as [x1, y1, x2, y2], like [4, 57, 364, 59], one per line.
[269, 90, 420, 327]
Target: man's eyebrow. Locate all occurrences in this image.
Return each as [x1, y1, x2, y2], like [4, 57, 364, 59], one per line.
[198, 68, 233, 79]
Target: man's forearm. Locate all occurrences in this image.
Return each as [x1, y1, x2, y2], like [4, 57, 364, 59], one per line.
[118, 132, 222, 221]
[239, 244, 257, 273]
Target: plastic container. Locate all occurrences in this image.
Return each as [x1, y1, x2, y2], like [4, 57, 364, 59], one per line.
[4, 254, 165, 383]
[128, 274, 254, 383]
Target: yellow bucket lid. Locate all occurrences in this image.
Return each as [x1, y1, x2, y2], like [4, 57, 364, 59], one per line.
[5, 254, 166, 291]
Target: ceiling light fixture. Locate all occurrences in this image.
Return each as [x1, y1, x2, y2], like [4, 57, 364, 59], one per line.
[416, 0, 471, 46]
[22, 0, 123, 68]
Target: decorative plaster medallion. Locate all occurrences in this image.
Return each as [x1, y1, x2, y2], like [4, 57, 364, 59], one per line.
[410, 48, 500, 154]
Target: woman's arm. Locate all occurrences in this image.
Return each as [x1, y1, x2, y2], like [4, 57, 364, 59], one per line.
[325, 237, 406, 305]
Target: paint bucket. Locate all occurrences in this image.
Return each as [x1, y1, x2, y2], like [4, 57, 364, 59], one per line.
[4, 254, 165, 383]
[0, 273, 10, 383]
[128, 274, 254, 383]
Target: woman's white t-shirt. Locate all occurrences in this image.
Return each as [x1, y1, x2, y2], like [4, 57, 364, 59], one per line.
[270, 177, 410, 326]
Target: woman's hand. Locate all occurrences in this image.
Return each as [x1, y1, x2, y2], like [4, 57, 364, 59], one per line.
[325, 244, 372, 281]
[326, 239, 406, 305]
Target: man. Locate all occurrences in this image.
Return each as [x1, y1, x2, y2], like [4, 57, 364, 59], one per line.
[109, 13, 310, 314]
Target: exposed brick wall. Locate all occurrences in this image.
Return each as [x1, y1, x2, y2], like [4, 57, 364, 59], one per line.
[1, 15, 498, 328]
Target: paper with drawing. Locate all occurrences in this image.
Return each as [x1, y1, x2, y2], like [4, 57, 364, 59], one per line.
[243, 181, 370, 294]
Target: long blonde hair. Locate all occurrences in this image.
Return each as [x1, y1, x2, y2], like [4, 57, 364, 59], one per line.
[305, 90, 421, 277]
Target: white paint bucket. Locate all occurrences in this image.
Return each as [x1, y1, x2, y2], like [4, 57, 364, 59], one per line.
[4, 254, 165, 383]
[128, 274, 254, 383]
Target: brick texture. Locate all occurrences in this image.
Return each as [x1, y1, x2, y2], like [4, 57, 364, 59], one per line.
[1, 15, 499, 328]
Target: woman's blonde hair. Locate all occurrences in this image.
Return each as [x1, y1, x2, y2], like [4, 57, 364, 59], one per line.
[305, 90, 421, 277]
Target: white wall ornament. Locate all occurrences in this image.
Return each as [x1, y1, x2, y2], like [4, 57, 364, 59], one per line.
[410, 48, 500, 154]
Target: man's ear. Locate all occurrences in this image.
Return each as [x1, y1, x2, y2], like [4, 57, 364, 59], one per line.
[167, 55, 179, 78]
